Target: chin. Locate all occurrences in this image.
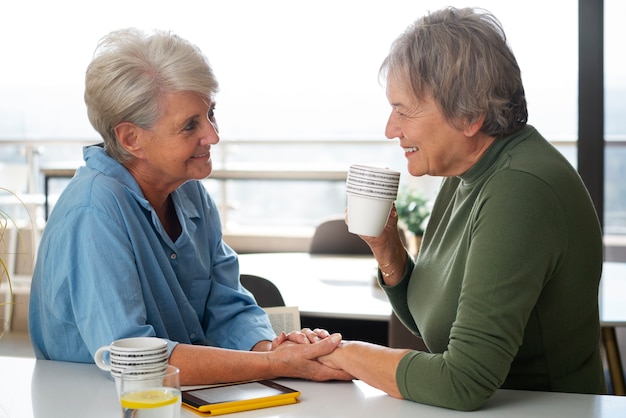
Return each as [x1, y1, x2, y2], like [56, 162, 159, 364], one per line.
[189, 165, 213, 181]
[407, 164, 425, 177]
[199, 168, 213, 180]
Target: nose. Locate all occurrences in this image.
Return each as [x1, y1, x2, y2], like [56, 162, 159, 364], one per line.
[202, 119, 220, 145]
[384, 111, 400, 140]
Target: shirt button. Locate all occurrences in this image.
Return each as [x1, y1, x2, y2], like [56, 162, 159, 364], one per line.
[190, 333, 196, 340]
[170, 253, 177, 260]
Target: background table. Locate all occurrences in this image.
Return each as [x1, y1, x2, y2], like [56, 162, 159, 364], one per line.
[238, 252, 390, 344]
[238, 253, 388, 320]
[1, 357, 625, 417]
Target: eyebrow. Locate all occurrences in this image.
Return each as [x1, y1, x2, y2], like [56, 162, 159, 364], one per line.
[180, 100, 215, 126]
[201, 96, 215, 110]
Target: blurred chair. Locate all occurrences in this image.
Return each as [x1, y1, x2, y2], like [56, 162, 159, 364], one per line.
[240, 274, 285, 308]
[388, 312, 429, 351]
[309, 215, 408, 255]
[309, 216, 372, 255]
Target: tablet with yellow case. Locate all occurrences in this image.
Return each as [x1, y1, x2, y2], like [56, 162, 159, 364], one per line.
[182, 380, 300, 416]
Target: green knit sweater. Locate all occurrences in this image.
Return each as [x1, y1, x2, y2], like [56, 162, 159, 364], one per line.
[384, 125, 605, 410]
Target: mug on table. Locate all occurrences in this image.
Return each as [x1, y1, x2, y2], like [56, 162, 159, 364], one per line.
[94, 336, 168, 394]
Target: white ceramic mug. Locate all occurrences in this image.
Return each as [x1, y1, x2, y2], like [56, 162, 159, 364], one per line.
[346, 164, 400, 237]
[347, 193, 395, 237]
[94, 337, 168, 377]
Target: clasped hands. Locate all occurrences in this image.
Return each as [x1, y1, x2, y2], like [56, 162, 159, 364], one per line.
[271, 327, 332, 348]
[270, 328, 353, 381]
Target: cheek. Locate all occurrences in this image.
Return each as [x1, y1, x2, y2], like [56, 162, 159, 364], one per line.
[164, 149, 191, 169]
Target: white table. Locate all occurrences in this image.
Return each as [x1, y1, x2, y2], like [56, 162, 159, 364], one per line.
[0, 356, 625, 417]
[238, 253, 390, 321]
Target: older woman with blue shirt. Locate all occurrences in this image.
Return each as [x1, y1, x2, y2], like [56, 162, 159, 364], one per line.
[28, 28, 349, 385]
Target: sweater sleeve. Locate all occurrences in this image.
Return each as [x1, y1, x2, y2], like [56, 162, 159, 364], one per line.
[380, 256, 418, 332]
[396, 170, 568, 410]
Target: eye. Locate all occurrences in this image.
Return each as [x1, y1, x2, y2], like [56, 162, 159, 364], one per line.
[208, 106, 216, 123]
[183, 119, 199, 131]
[392, 104, 406, 118]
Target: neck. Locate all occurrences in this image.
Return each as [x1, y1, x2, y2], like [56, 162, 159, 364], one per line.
[124, 162, 182, 240]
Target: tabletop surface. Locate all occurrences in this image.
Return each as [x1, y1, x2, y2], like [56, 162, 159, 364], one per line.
[1, 356, 625, 418]
[237, 252, 391, 320]
[1, 261, 624, 416]
[238, 253, 626, 325]
[599, 262, 626, 326]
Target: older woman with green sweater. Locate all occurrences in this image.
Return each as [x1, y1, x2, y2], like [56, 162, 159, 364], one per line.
[319, 7, 605, 410]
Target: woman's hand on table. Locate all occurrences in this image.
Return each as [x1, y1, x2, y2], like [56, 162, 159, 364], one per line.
[271, 328, 331, 349]
[269, 332, 354, 381]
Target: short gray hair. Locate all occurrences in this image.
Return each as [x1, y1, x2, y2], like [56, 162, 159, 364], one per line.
[380, 7, 527, 137]
[84, 28, 219, 162]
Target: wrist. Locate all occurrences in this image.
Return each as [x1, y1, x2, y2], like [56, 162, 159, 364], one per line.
[378, 262, 397, 278]
[377, 246, 406, 279]
[265, 349, 283, 379]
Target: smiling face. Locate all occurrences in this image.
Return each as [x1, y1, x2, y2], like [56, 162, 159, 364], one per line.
[120, 91, 220, 197]
[384, 76, 493, 178]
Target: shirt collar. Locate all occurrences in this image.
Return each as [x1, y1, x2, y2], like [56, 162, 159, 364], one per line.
[83, 143, 203, 220]
[83, 143, 151, 209]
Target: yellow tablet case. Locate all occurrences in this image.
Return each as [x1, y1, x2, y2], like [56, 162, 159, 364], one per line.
[182, 380, 300, 416]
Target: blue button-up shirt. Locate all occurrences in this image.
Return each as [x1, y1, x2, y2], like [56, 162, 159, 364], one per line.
[29, 144, 275, 363]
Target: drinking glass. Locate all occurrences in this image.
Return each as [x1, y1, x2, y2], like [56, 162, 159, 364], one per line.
[120, 365, 181, 418]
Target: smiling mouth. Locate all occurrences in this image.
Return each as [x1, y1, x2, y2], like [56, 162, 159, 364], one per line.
[192, 151, 210, 159]
[403, 147, 419, 153]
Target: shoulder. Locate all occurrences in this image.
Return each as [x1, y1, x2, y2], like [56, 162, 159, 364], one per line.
[492, 129, 592, 211]
[504, 128, 579, 187]
[46, 165, 143, 235]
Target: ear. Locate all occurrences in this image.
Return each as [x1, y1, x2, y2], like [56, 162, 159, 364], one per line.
[463, 113, 486, 137]
[114, 122, 145, 158]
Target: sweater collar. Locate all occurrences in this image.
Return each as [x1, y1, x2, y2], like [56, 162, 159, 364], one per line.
[459, 125, 536, 185]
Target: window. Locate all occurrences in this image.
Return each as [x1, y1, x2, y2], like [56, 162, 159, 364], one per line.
[605, 0, 626, 235]
[2, 1, 623, 242]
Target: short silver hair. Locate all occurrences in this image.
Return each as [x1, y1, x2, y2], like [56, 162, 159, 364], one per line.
[84, 28, 219, 162]
[380, 7, 527, 137]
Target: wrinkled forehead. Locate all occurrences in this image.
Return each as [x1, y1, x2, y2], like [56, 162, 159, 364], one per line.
[384, 64, 430, 104]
